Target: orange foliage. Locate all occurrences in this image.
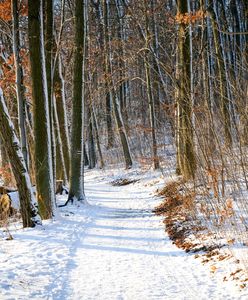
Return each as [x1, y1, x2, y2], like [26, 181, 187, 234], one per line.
[0, 164, 14, 187]
[0, 49, 30, 95]
[20, 0, 28, 17]
[0, 54, 15, 91]
[0, 0, 28, 21]
[216, 198, 234, 224]
[0, 0, 11, 21]
[175, 10, 206, 25]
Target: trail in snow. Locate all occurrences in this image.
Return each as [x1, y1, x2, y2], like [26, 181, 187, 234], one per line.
[0, 169, 247, 300]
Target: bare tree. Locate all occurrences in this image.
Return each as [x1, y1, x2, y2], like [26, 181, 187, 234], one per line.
[28, 0, 55, 218]
[68, 0, 86, 203]
[0, 88, 41, 227]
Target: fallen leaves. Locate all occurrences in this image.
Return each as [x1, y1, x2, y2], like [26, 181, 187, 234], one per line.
[210, 265, 217, 273]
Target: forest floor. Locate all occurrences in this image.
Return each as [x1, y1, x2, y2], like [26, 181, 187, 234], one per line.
[0, 167, 248, 299]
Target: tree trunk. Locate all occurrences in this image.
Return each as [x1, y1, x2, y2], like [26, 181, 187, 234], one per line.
[54, 95, 68, 185]
[0, 88, 41, 227]
[92, 107, 104, 169]
[114, 0, 129, 128]
[144, 56, 160, 170]
[53, 57, 70, 179]
[208, 1, 232, 147]
[103, 0, 114, 149]
[44, 0, 56, 184]
[84, 143, 89, 167]
[12, 0, 29, 168]
[28, 0, 55, 219]
[68, 0, 86, 203]
[104, 0, 133, 169]
[112, 90, 133, 169]
[150, 0, 161, 112]
[176, 0, 196, 179]
[87, 105, 96, 169]
[93, 1, 114, 149]
[145, 4, 160, 170]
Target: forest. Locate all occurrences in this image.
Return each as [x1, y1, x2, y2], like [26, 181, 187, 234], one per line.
[0, 0, 248, 299]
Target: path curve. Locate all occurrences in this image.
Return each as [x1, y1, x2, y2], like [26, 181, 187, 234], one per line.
[62, 172, 239, 300]
[0, 170, 245, 300]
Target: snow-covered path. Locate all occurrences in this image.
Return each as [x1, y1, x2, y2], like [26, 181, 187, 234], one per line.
[0, 170, 246, 299]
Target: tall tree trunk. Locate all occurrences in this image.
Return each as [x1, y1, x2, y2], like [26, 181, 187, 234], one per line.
[84, 143, 89, 167]
[44, 0, 56, 185]
[103, 0, 114, 149]
[144, 4, 160, 170]
[208, 1, 232, 147]
[53, 57, 70, 179]
[87, 105, 96, 169]
[145, 56, 159, 170]
[54, 96, 68, 185]
[104, 0, 132, 169]
[12, 0, 29, 168]
[93, 0, 114, 149]
[114, 0, 129, 127]
[176, 0, 196, 179]
[150, 0, 161, 112]
[28, 0, 55, 219]
[92, 107, 104, 169]
[0, 88, 41, 227]
[112, 90, 133, 169]
[68, 0, 86, 203]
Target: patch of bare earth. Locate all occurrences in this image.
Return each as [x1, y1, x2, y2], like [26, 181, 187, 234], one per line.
[111, 178, 139, 186]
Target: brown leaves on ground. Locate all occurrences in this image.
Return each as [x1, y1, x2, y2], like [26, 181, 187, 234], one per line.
[153, 179, 207, 253]
[154, 180, 248, 290]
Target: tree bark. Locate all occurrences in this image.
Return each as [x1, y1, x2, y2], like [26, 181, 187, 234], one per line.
[103, 0, 114, 149]
[53, 57, 70, 179]
[28, 0, 55, 219]
[54, 95, 68, 185]
[0, 88, 41, 227]
[104, 0, 133, 169]
[208, 1, 232, 147]
[176, 0, 196, 179]
[68, 0, 86, 203]
[12, 0, 29, 168]
[92, 107, 104, 169]
[144, 4, 159, 170]
[87, 105, 96, 169]
[44, 0, 56, 186]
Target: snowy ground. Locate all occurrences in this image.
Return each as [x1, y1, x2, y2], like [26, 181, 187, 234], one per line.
[0, 168, 247, 299]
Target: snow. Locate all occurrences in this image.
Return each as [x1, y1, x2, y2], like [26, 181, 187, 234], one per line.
[0, 168, 248, 299]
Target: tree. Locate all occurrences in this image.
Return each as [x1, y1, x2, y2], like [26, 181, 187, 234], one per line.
[87, 105, 97, 169]
[12, 0, 29, 168]
[28, 0, 55, 219]
[176, 0, 196, 179]
[104, 0, 133, 169]
[208, 0, 232, 147]
[68, 0, 86, 203]
[144, 1, 160, 170]
[96, 0, 114, 149]
[44, 0, 56, 182]
[0, 88, 41, 227]
[53, 57, 70, 180]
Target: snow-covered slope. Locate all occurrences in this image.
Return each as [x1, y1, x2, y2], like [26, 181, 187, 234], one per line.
[0, 169, 247, 299]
